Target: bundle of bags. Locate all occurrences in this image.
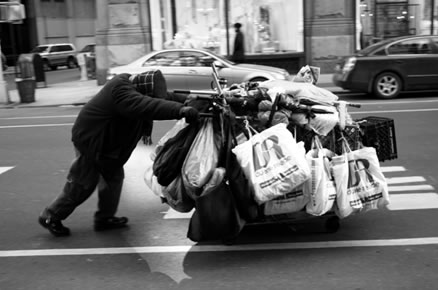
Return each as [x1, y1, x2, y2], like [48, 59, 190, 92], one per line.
[145, 112, 258, 242]
[231, 122, 390, 218]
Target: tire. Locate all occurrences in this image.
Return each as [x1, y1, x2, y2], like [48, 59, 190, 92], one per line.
[67, 57, 77, 69]
[373, 72, 402, 99]
[43, 60, 50, 71]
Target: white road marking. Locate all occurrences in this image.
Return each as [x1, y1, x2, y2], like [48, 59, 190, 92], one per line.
[0, 166, 14, 175]
[381, 166, 406, 173]
[1, 237, 438, 257]
[350, 108, 438, 114]
[0, 115, 76, 120]
[0, 123, 73, 129]
[388, 184, 434, 191]
[387, 193, 438, 210]
[162, 208, 194, 219]
[386, 176, 425, 184]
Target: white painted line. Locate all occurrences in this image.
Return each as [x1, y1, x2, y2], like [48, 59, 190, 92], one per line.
[162, 208, 194, 219]
[350, 108, 438, 115]
[386, 176, 426, 184]
[0, 123, 73, 129]
[388, 193, 438, 210]
[2, 237, 438, 257]
[0, 166, 14, 175]
[389, 184, 434, 192]
[0, 115, 76, 120]
[381, 166, 406, 173]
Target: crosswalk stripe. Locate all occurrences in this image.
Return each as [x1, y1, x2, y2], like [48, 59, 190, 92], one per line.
[381, 166, 406, 173]
[386, 176, 426, 184]
[387, 193, 438, 210]
[0, 166, 14, 175]
[389, 184, 435, 192]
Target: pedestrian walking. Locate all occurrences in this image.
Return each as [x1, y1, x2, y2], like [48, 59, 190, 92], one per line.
[38, 70, 199, 236]
[232, 23, 245, 63]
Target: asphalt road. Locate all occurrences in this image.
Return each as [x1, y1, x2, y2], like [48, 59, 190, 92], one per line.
[1, 95, 438, 289]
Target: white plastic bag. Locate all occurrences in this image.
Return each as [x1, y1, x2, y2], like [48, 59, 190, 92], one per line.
[182, 118, 220, 198]
[155, 119, 188, 153]
[232, 123, 310, 204]
[144, 161, 164, 198]
[259, 79, 339, 106]
[304, 137, 337, 216]
[332, 139, 363, 218]
[263, 184, 308, 215]
[349, 146, 390, 212]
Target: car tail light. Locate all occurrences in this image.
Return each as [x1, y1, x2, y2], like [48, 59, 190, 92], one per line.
[342, 57, 356, 74]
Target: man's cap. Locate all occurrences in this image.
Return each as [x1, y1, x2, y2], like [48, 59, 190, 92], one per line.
[234, 23, 242, 28]
[131, 69, 167, 98]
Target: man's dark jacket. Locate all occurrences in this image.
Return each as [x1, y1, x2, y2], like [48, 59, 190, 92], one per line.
[72, 73, 185, 166]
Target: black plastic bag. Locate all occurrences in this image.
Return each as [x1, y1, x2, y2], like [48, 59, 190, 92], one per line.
[153, 122, 200, 186]
[187, 168, 245, 242]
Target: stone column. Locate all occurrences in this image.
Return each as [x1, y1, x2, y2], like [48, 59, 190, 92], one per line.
[304, 0, 356, 73]
[95, 0, 152, 85]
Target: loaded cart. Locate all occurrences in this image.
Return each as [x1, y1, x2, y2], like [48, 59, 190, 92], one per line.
[145, 64, 397, 243]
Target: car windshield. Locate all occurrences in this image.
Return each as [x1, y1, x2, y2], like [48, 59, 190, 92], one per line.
[206, 50, 235, 65]
[31, 46, 48, 53]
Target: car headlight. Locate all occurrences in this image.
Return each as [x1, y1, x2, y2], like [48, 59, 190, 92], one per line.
[342, 57, 356, 74]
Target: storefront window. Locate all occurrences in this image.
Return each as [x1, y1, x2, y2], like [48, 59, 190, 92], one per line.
[228, 0, 304, 54]
[358, 0, 438, 49]
[150, 0, 303, 56]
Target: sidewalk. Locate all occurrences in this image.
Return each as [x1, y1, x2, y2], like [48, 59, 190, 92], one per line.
[0, 74, 345, 109]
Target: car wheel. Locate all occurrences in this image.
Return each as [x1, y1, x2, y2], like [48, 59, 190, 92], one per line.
[43, 60, 50, 71]
[373, 72, 402, 99]
[67, 57, 77, 69]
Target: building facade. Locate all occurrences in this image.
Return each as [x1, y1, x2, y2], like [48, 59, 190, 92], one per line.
[1, 0, 438, 83]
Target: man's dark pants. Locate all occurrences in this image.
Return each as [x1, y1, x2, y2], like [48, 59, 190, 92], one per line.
[45, 148, 125, 221]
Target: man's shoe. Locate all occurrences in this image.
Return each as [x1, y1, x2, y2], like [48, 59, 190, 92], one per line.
[94, 216, 129, 231]
[38, 215, 70, 237]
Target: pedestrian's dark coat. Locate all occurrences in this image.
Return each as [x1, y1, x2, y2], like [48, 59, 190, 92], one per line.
[232, 25, 245, 63]
[72, 73, 185, 166]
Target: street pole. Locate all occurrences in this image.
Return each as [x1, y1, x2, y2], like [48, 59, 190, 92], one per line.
[0, 41, 10, 104]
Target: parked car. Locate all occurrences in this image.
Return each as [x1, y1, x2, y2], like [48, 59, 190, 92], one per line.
[333, 35, 438, 99]
[107, 48, 292, 91]
[31, 43, 78, 71]
[78, 43, 95, 58]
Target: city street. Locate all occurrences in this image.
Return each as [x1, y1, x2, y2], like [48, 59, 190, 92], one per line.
[1, 95, 438, 289]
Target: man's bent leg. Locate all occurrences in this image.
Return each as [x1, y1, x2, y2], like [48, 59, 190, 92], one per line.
[94, 166, 127, 231]
[40, 151, 99, 236]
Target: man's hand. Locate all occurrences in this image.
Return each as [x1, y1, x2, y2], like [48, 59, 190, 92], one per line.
[179, 106, 200, 123]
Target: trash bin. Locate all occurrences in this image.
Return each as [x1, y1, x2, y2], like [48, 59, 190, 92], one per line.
[15, 53, 36, 103]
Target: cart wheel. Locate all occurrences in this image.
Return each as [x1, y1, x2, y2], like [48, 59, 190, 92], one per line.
[325, 216, 340, 233]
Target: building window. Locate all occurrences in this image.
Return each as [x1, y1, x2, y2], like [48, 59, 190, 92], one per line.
[228, 0, 304, 54]
[358, 0, 438, 49]
[150, 0, 304, 56]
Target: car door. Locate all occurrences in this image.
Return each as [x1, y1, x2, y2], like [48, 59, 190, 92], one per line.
[387, 37, 438, 90]
[51, 45, 64, 66]
[139, 51, 188, 91]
